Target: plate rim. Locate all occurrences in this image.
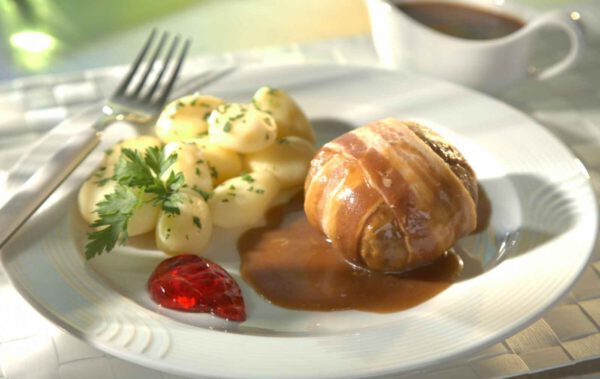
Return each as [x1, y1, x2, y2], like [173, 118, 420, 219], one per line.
[2, 62, 598, 378]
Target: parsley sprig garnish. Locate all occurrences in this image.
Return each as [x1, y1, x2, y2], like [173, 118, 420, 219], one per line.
[85, 185, 141, 259]
[85, 146, 185, 260]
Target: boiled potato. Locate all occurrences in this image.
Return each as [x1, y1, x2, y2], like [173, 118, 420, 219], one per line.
[208, 171, 280, 228]
[156, 94, 224, 143]
[208, 103, 276, 153]
[155, 190, 213, 255]
[244, 136, 316, 189]
[127, 194, 161, 236]
[162, 142, 213, 193]
[78, 174, 159, 236]
[78, 174, 117, 225]
[188, 135, 242, 185]
[252, 87, 315, 143]
[104, 135, 162, 172]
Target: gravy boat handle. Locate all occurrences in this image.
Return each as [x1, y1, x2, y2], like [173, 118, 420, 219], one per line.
[525, 9, 585, 81]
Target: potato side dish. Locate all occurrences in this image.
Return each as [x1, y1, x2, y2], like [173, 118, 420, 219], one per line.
[79, 87, 316, 258]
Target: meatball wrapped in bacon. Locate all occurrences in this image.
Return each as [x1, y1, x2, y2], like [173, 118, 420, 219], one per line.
[304, 119, 478, 272]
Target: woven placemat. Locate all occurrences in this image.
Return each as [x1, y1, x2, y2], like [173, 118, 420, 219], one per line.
[0, 34, 599, 379]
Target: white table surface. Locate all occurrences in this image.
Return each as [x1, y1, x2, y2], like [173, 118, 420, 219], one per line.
[1, 2, 600, 379]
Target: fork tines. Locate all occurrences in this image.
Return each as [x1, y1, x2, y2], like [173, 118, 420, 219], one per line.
[112, 29, 191, 107]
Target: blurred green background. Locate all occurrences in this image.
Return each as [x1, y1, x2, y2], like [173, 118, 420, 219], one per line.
[0, 0, 370, 80]
[0, 0, 199, 73]
[0, 0, 583, 81]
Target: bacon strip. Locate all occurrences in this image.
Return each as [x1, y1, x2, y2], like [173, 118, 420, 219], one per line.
[304, 119, 477, 271]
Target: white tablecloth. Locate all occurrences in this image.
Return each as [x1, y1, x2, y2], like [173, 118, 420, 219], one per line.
[1, 23, 600, 379]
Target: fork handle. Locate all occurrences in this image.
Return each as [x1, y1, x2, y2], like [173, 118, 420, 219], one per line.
[0, 127, 101, 250]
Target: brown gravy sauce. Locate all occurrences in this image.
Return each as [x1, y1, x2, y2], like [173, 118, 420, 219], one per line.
[238, 195, 484, 313]
[397, 1, 525, 40]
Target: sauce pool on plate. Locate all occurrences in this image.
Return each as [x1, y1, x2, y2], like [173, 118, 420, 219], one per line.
[238, 195, 468, 312]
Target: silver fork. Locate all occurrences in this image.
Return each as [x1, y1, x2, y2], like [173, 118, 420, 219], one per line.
[0, 30, 190, 250]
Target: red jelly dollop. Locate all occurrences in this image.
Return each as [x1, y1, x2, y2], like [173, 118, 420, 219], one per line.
[148, 254, 246, 322]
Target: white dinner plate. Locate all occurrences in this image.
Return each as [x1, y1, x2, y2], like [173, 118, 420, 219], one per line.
[1, 64, 597, 379]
